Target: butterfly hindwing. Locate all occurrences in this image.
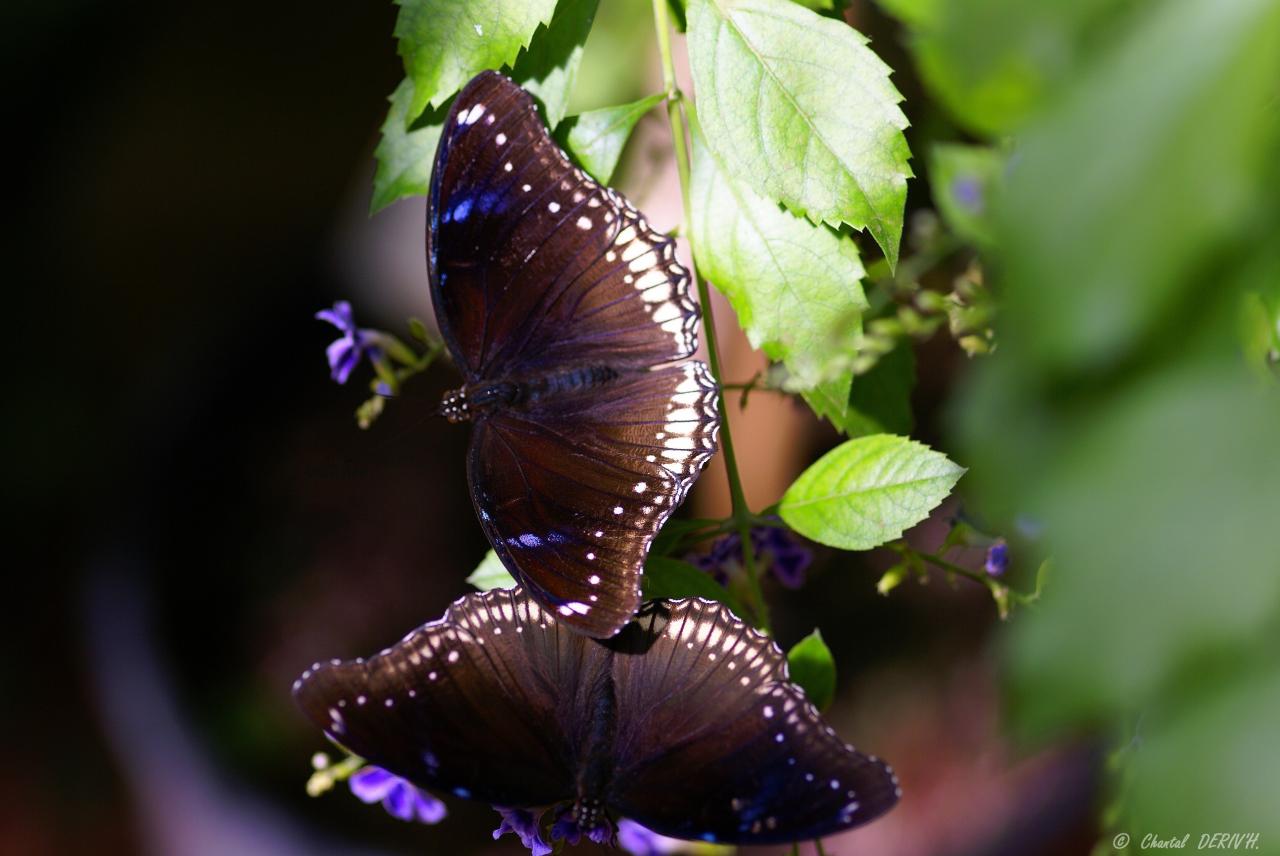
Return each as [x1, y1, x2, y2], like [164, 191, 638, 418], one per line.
[468, 363, 719, 638]
[428, 70, 700, 381]
[607, 599, 901, 844]
[295, 591, 898, 843]
[292, 589, 606, 808]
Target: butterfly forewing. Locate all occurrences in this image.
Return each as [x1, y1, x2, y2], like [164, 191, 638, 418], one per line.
[607, 599, 901, 844]
[469, 363, 719, 638]
[429, 71, 699, 380]
[293, 589, 605, 808]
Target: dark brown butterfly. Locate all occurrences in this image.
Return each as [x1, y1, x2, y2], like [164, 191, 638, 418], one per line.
[428, 71, 719, 638]
[294, 588, 900, 845]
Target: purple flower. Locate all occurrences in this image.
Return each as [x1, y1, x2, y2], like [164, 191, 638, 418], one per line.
[493, 806, 552, 856]
[985, 540, 1009, 577]
[617, 819, 684, 855]
[316, 300, 380, 384]
[688, 524, 813, 589]
[753, 526, 813, 589]
[551, 805, 615, 847]
[348, 766, 446, 824]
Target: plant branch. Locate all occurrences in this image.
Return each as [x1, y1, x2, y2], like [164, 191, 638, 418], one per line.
[650, 0, 769, 632]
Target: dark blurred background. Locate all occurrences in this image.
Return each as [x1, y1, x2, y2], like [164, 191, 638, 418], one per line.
[5, 2, 1097, 854]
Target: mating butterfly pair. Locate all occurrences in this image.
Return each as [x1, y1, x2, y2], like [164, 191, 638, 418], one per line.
[295, 71, 899, 847]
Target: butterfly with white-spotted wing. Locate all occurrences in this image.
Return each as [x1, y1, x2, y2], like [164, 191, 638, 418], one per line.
[294, 588, 900, 846]
[427, 71, 720, 639]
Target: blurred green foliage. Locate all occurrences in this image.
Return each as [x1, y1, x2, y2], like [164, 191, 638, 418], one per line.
[879, 0, 1280, 845]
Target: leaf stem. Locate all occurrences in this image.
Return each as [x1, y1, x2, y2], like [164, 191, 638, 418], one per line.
[890, 541, 1040, 619]
[651, 0, 769, 633]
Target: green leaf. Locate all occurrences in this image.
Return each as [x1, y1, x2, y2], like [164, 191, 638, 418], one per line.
[562, 93, 665, 184]
[800, 373, 856, 430]
[642, 557, 743, 615]
[690, 125, 868, 408]
[395, 0, 558, 122]
[779, 434, 963, 550]
[373, 0, 599, 213]
[686, 0, 912, 267]
[371, 80, 451, 213]
[787, 629, 836, 710]
[510, 0, 600, 128]
[928, 143, 1002, 247]
[995, 0, 1280, 374]
[841, 341, 916, 437]
[466, 550, 518, 591]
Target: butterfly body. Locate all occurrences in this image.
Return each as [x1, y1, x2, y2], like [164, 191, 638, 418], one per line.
[295, 588, 900, 845]
[427, 71, 720, 637]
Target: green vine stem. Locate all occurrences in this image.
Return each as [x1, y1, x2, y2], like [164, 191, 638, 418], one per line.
[651, 0, 769, 633]
[305, 751, 365, 797]
[888, 540, 1044, 619]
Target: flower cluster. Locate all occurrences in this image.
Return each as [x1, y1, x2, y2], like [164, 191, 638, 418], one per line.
[689, 524, 813, 589]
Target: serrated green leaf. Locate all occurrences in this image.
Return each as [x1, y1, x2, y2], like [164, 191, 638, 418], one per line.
[561, 93, 665, 184]
[690, 125, 867, 408]
[787, 629, 836, 710]
[642, 557, 744, 615]
[510, 0, 600, 128]
[780, 434, 963, 550]
[843, 341, 916, 436]
[801, 373, 856, 430]
[687, 0, 912, 267]
[371, 79, 450, 213]
[466, 550, 518, 591]
[802, 342, 915, 436]
[395, 0, 558, 122]
[928, 143, 1002, 247]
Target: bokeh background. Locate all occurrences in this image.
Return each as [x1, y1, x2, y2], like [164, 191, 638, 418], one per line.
[12, 1, 1278, 854]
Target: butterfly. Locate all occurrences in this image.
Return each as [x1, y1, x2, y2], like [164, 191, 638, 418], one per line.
[294, 587, 900, 846]
[427, 70, 720, 639]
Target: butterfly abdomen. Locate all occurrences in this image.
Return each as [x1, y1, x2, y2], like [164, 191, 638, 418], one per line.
[524, 365, 620, 404]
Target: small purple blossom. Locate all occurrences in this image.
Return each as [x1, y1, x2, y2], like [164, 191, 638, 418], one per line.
[348, 766, 446, 824]
[316, 300, 381, 384]
[493, 806, 552, 856]
[985, 540, 1009, 577]
[617, 819, 684, 855]
[689, 524, 813, 589]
